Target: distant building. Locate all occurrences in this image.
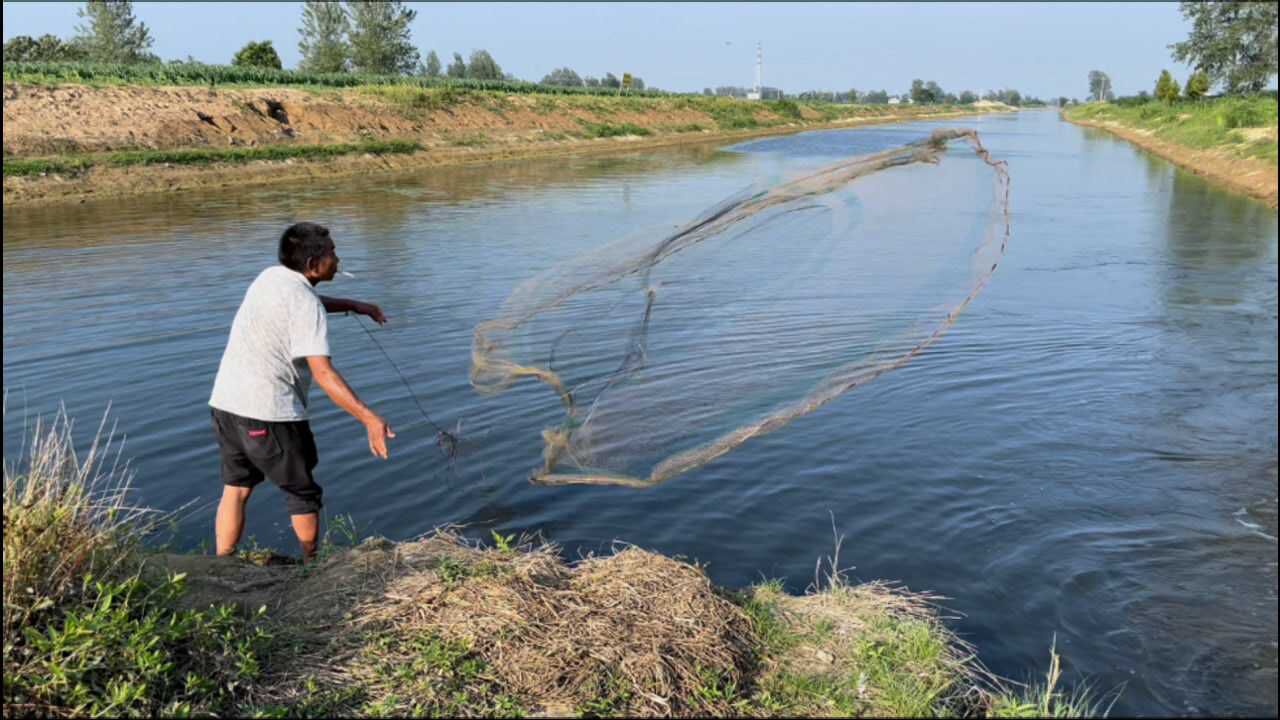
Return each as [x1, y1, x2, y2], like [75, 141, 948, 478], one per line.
[888, 96, 901, 105]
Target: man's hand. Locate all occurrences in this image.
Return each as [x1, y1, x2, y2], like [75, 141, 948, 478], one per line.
[354, 301, 387, 325]
[307, 354, 395, 459]
[364, 414, 396, 459]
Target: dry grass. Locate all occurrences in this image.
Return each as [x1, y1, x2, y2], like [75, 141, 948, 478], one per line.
[2, 403, 155, 640]
[247, 530, 755, 716]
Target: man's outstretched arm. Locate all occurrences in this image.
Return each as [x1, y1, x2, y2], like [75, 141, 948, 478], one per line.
[319, 295, 387, 324]
[306, 355, 395, 459]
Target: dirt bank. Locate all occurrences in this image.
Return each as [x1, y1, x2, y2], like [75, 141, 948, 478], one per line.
[1065, 114, 1278, 208]
[3, 83, 1003, 207]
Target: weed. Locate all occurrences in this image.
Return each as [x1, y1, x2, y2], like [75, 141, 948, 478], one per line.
[356, 632, 524, 717]
[574, 671, 633, 717]
[490, 529, 517, 554]
[577, 120, 652, 138]
[6, 572, 270, 717]
[447, 132, 490, 147]
[986, 638, 1119, 718]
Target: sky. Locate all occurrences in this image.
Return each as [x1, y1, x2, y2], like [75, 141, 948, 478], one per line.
[3, 1, 1198, 99]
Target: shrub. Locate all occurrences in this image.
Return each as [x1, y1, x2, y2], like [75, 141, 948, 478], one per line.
[1218, 97, 1276, 128]
[232, 40, 283, 70]
[1185, 71, 1211, 100]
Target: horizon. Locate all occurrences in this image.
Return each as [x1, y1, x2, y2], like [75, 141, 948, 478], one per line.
[4, 1, 1200, 99]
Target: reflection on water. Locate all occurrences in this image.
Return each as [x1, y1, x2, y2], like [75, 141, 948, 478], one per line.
[3, 112, 1277, 716]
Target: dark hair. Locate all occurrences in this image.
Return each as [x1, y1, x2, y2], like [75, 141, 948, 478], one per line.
[278, 222, 332, 273]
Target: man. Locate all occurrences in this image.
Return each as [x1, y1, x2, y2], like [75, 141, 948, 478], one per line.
[209, 221, 394, 562]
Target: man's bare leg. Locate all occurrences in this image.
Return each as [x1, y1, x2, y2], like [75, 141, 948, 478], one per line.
[215, 485, 254, 556]
[291, 513, 320, 562]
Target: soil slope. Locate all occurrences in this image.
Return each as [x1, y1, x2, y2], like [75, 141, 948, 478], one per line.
[1065, 114, 1278, 208]
[3, 83, 1002, 206]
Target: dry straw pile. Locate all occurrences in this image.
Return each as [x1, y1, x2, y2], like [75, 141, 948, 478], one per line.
[266, 530, 756, 716]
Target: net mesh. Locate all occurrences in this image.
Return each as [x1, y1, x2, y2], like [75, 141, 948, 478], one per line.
[471, 128, 1010, 487]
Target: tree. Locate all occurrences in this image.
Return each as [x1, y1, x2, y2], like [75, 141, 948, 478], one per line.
[602, 72, 621, 89]
[298, 0, 349, 73]
[1185, 70, 1211, 100]
[541, 67, 582, 86]
[1170, 1, 1277, 94]
[423, 49, 442, 77]
[2, 35, 38, 61]
[925, 81, 944, 103]
[632, 77, 645, 91]
[446, 52, 467, 78]
[75, 0, 154, 63]
[1057, 96, 1070, 107]
[909, 79, 927, 104]
[466, 49, 502, 80]
[1154, 69, 1180, 102]
[863, 89, 889, 104]
[3, 33, 89, 62]
[703, 87, 713, 96]
[232, 40, 282, 69]
[1088, 70, 1114, 102]
[348, 0, 418, 75]
[958, 90, 978, 104]
[584, 76, 601, 88]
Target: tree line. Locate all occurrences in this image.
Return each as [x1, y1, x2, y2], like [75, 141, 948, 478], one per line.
[2, 0, 647, 89]
[1087, 1, 1275, 104]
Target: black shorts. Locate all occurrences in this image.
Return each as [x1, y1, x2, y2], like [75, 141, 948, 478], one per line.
[211, 408, 322, 515]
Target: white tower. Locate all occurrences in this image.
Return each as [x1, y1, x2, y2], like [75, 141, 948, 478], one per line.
[747, 42, 762, 100]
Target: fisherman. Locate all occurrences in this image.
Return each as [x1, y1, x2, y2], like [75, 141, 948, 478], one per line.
[208, 221, 394, 562]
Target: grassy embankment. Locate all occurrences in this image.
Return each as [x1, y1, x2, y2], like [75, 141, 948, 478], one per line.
[1063, 96, 1277, 164]
[3, 409, 1110, 718]
[3, 61, 994, 184]
[2, 140, 422, 178]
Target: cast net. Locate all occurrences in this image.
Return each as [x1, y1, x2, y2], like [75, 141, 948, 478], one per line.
[471, 128, 1010, 487]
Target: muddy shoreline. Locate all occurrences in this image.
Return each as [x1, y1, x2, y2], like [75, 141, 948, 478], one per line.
[1064, 114, 1278, 208]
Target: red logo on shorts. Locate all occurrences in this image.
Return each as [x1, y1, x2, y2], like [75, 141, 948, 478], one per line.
[248, 429, 268, 438]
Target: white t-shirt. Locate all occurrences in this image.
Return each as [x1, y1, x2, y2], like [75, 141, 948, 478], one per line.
[209, 265, 330, 421]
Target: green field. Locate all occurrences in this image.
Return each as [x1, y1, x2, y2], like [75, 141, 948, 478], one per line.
[2, 59, 671, 96]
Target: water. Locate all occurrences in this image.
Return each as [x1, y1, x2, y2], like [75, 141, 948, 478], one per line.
[4, 111, 1276, 716]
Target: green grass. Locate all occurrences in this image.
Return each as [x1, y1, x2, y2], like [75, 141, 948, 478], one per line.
[444, 131, 491, 148]
[734, 580, 1111, 718]
[577, 120, 653, 138]
[702, 98, 765, 129]
[1064, 96, 1277, 164]
[357, 84, 470, 113]
[3, 407, 271, 717]
[3, 140, 421, 177]
[986, 640, 1118, 718]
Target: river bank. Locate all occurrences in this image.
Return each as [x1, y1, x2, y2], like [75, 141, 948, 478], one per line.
[2, 82, 1009, 207]
[1062, 99, 1278, 208]
[2, 411, 1094, 718]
